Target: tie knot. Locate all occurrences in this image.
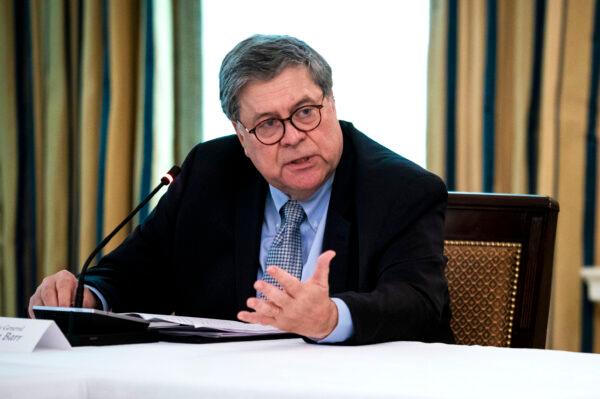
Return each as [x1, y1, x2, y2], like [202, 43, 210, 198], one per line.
[281, 200, 306, 227]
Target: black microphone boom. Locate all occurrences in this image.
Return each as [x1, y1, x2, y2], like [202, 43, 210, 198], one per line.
[33, 165, 181, 345]
[73, 165, 181, 308]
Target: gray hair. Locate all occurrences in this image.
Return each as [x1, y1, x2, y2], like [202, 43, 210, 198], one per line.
[219, 34, 333, 121]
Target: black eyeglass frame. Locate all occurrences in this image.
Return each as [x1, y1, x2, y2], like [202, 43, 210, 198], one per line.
[237, 98, 325, 145]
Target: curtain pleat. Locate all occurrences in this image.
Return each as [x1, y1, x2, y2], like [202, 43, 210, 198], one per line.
[67, 0, 82, 272]
[494, 0, 534, 194]
[558, 0, 596, 353]
[1, 0, 202, 317]
[426, 0, 447, 179]
[456, 0, 485, 192]
[585, 0, 600, 352]
[133, 0, 150, 222]
[103, 0, 138, 254]
[30, 2, 43, 278]
[481, 0, 497, 193]
[78, 0, 103, 268]
[428, 0, 600, 352]
[14, 0, 39, 317]
[445, 0, 458, 189]
[150, 0, 175, 211]
[0, 0, 18, 316]
[174, 0, 203, 164]
[95, 0, 111, 260]
[525, 0, 545, 194]
[41, 1, 71, 278]
[595, 98, 600, 352]
[537, 0, 565, 199]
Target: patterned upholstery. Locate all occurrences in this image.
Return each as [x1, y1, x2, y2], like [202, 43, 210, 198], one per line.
[444, 240, 521, 347]
[444, 192, 559, 348]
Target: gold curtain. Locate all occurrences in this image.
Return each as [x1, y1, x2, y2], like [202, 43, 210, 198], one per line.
[428, 0, 600, 352]
[0, 0, 202, 317]
[0, 0, 19, 316]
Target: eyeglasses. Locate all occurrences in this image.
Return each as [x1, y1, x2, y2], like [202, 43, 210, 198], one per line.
[238, 98, 325, 145]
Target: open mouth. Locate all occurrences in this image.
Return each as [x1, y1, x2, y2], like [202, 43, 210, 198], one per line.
[291, 156, 311, 164]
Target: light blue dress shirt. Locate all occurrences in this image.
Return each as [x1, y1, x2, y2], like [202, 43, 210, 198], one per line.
[260, 175, 354, 343]
[89, 175, 354, 343]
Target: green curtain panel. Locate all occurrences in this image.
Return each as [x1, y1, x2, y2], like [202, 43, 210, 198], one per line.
[427, 0, 600, 352]
[0, 0, 202, 317]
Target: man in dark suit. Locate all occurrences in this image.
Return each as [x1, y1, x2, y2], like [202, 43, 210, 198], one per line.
[29, 35, 453, 345]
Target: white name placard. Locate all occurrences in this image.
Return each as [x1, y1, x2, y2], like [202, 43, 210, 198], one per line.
[0, 317, 71, 352]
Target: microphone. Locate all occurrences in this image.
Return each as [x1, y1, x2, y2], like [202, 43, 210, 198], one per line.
[73, 165, 181, 308]
[34, 165, 181, 345]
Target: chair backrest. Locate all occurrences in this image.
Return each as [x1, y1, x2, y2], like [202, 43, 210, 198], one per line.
[444, 192, 559, 348]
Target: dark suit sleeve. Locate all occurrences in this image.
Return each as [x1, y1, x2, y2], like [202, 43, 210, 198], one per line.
[335, 175, 452, 345]
[84, 147, 199, 313]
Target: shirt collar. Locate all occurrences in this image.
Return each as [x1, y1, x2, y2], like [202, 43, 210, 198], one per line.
[268, 174, 334, 232]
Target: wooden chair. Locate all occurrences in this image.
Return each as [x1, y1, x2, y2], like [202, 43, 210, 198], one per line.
[444, 192, 559, 348]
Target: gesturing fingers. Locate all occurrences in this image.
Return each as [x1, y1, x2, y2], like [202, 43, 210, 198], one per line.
[265, 266, 303, 298]
[238, 251, 338, 337]
[310, 250, 336, 287]
[246, 297, 282, 318]
[254, 279, 291, 306]
[237, 310, 276, 326]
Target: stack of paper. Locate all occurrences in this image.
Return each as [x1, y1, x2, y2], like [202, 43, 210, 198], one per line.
[126, 313, 287, 339]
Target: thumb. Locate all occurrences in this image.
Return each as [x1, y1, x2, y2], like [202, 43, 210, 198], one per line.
[311, 250, 336, 287]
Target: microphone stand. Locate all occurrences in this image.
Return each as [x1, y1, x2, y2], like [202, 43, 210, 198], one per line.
[74, 172, 177, 308]
[35, 166, 181, 346]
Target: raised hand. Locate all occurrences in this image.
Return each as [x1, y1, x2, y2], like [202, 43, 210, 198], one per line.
[237, 250, 338, 340]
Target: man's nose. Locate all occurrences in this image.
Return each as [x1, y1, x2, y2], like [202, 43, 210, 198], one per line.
[280, 120, 306, 146]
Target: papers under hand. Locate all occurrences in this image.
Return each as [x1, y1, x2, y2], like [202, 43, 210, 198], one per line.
[32, 306, 293, 345]
[125, 312, 286, 338]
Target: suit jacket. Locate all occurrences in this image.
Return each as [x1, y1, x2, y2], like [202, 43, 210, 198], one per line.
[86, 121, 454, 345]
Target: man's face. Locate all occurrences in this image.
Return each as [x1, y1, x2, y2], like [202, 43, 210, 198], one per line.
[234, 66, 343, 201]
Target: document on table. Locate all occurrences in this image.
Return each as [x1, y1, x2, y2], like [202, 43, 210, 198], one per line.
[125, 312, 286, 337]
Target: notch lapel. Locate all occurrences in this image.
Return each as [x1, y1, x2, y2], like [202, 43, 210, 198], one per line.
[234, 166, 267, 312]
[323, 130, 355, 295]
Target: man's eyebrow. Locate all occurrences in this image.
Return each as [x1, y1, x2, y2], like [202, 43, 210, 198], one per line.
[250, 95, 319, 125]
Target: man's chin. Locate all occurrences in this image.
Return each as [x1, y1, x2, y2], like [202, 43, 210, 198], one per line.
[281, 182, 323, 201]
[276, 167, 330, 199]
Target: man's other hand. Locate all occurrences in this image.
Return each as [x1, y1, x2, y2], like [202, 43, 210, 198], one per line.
[237, 250, 338, 340]
[28, 270, 98, 318]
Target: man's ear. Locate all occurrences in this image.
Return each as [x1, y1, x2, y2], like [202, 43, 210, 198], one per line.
[232, 121, 245, 144]
[232, 121, 249, 156]
[328, 95, 338, 118]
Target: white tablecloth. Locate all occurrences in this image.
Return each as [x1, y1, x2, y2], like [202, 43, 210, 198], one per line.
[1, 339, 599, 398]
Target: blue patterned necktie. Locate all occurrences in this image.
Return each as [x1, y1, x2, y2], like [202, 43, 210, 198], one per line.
[262, 200, 307, 294]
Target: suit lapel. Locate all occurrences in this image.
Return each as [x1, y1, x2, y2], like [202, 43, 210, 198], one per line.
[323, 129, 355, 295]
[234, 165, 267, 312]
[323, 208, 351, 294]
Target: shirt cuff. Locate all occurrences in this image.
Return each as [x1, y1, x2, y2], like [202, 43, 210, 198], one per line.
[317, 298, 354, 343]
[85, 284, 109, 311]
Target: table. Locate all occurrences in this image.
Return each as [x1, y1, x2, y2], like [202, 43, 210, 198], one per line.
[1, 339, 599, 398]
